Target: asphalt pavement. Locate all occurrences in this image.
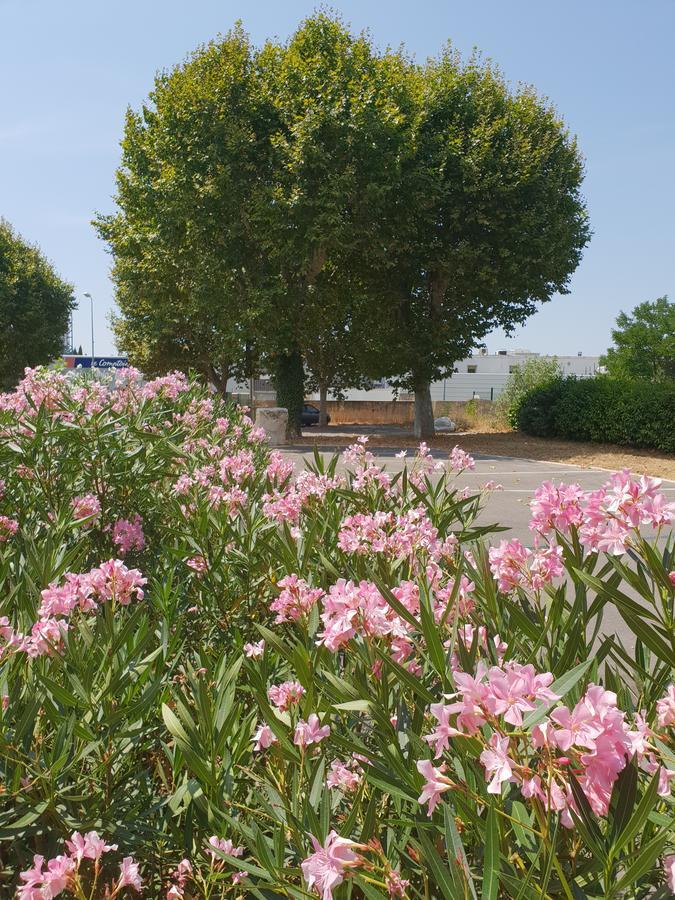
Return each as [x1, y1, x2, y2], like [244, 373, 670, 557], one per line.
[284, 446, 675, 544]
[282, 446, 675, 654]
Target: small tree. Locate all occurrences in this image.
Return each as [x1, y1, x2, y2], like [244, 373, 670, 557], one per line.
[496, 356, 562, 428]
[600, 296, 674, 382]
[0, 220, 74, 389]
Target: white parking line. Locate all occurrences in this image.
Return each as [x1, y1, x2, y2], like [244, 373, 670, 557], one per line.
[472, 487, 675, 493]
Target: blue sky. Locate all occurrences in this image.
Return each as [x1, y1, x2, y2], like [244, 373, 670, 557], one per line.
[1, 0, 673, 357]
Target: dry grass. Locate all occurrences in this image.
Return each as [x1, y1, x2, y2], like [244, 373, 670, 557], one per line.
[299, 429, 675, 480]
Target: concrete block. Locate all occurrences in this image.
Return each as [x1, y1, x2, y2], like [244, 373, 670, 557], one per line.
[255, 407, 288, 446]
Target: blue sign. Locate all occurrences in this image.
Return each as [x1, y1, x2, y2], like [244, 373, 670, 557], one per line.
[65, 356, 129, 370]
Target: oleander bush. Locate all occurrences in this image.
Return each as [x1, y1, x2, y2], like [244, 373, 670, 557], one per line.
[0, 367, 673, 898]
[517, 376, 675, 453]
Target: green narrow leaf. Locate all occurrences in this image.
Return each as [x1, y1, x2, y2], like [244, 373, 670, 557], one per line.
[482, 804, 500, 900]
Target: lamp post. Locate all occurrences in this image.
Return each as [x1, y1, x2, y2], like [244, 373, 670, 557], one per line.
[83, 293, 94, 369]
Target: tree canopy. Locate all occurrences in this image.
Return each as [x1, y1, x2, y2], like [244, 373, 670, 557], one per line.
[367, 47, 590, 434]
[96, 14, 589, 435]
[0, 220, 74, 390]
[600, 296, 674, 382]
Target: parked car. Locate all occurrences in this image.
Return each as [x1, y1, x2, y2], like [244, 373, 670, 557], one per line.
[301, 403, 330, 426]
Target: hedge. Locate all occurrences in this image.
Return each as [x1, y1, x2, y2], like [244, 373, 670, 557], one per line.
[516, 375, 675, 453]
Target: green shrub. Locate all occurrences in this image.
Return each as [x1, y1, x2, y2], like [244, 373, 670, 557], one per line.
[496, 356, 562, 428]
[517, 375, 675, 452]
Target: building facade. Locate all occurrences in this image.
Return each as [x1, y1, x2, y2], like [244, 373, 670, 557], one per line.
[303, 350, 600, 403]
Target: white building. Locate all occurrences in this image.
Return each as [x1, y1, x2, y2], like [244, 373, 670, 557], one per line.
[228, 349, 599, 404]
[307, 349, 600, 403]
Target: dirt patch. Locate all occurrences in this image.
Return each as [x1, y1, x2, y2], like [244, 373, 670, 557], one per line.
[297, 429, 675, 480]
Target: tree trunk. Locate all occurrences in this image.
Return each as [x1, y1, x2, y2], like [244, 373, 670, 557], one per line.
[318, 382, 329, 427]
[274, 350, 305, 439]
[206, 361, 229, 396]
[413, 380, 435, 439]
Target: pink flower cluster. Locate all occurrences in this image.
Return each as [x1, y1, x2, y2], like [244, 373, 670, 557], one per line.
[316, 574, 473, 666]
[530, 471, 674, 554]
[40, 560, 146, 616]
[0, 561, 146, 661]
[294, 714, 330, 747]
[112, 514, 145, 554]
[426, 661, 559, 750]
[18, 830, 141, 898]
[419, 667, 675, 826]
[166, 859, 192, 899]
[262, 471, 344, 526]
[337, 506, 446, 566]
[268, 680, 305, 711]
[0, 514, 18, 541]
[270, 575, 324, 623]
[71, 494, 101, 523]
[326, 757, 363, 792]
[317, 579, 396, 652]
[488, 539, 564, 593]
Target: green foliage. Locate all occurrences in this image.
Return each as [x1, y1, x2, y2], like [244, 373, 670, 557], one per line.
[373, 47, 590, 410]
[273, 350, 305, 437]
[96, 14, 589, 433]
[496, 356, 563, 429]
[0, 368, 673, 898]
[601, 296, 675, 382]
[517, 375, 675, 452]
[0, 220, 74, 390]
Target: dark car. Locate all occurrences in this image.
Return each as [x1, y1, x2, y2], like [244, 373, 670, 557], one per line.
[301, 403, 330, 426]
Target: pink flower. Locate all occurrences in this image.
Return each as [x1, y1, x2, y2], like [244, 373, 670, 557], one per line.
[385, 870, 410, 897]
[326, 759, 361, 792]
[0, 515, 18, 541]
[186, 555, 208, 574]
[117, 856, 143, 892]
[294, 714, 330, 748]
[424, 702, 459, 757]
[271, 575, 324, 623]
[18, 854, 75, 898]
[232, 870, 247, 884]
[480, 734, 515, 794]
[87, 559, 146, 605]
[252, 723, 278, 751]
[301, 831, 362, 899]
[208, 836, 244, 861]
[268, 680, 304, 712]
[450, 445, 475, 471]
[71, 494, 101, 523]
[112, 514, 145, 554]
[416, 759, 453, 815]
[664, 854, 675, 892]
[529, 481, 585, 534]
[66, 830, 117, 862]
[656, 685, 675, 729]
[244, 640, 265, 659]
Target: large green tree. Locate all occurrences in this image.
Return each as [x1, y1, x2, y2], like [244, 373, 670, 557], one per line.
[0, 220, 74, 389]
[251, 14, 412, 434]
[371, 48, 590, 436]
[97, 16, 409, 435]
[95, 24, 277, 391]
[600, 296, 674, 382]
[97, 17, 588, 438]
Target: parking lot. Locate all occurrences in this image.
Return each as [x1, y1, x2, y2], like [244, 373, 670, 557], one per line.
[284, 446, 675, 543]
[283, 446, 674, 652]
